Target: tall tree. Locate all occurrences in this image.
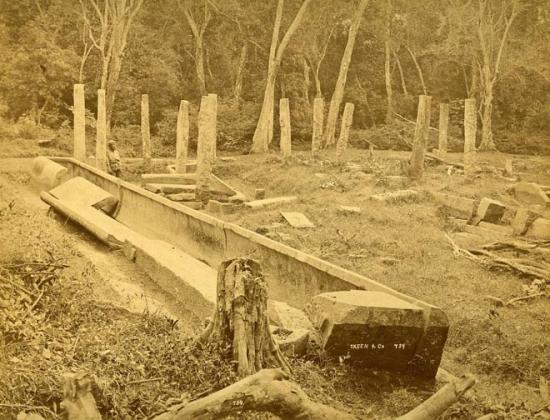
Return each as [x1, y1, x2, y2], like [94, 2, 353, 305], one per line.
[322, 0, 369, 147]
[176, 0, 212, 97]
[250, 0, 312, 154]
[79, 0, 144, 127]
[476, 0, 520, 150]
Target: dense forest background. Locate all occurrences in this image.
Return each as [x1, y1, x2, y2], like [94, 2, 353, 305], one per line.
[0, 0, 549, 156]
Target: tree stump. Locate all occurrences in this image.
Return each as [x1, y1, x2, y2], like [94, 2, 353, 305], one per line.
[199, 258, 291, 378]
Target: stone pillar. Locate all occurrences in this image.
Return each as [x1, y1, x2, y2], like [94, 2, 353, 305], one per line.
[438, 103, 449, 156]
[208, 93, 218, 163]
[279, 98, 291, 157]
[196, 95, 217, 202]
[409, 95, 432, 180]
[141, 94, 151, 169]
[175, 100, 189, 173]
[311, 97, 324, 155]
[336, 102, 354, 160]
[464, 98, 477, 175]
[73, 84, 86, 162]
[95, 89, 107, 171]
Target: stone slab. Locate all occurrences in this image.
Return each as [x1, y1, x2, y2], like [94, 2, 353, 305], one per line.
[30, 157, 69, 191]
[464, 224, 511, 241]
[512, 208, 539, 235]
[125, 237, 216, 322]
[166, 193, 196, 202]
[141, 173, 197, 185]
[49, 176, 117, 214]
[432, 192, 475, 219]
[475, 198, 506, 224]
[478, 222, 513, 235]
[514, 182, 550, 206]
[267, 300, 313, 331]
[526, 217, 550, 240]
[145, 183, 196, 194]
[308, 291, 434, 372]
[244, 196, 297, 209]
[370, 189, 419, 203]
[254, 189, 266, 200]
[281, 211, 315, 228]
[207, 199, 238, 214]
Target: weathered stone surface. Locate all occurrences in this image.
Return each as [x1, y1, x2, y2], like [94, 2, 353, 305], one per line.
[245, 196, 297, 209]
[228, 191, 247, 204]
[145, 183, 196, 194]
[311, 97, 324, 154]
[30, 157, 69, 191]
[267, 300, 313, 331]
[207, 199, 238, 214]
[141, 173, 197, 185]
[512, 208, 539, 235]
[526, 217, 550, 240]
[513, 182, 550, 206]
[279, 98, 291, 157]
[141, 94, 151, 168]
[73, 84, 86, 162]
[308, 291, 431, 371]
[410, 95, 431, 180]
[478, 222, 513, 235]
[176, 100, 189, 173]
[272, 327, 310, 356]
[370, 189, 418, 203]
[475, 198, 506, 224]
[49, 176, 117, 214]
[438, 103, 449, 156]
[464, 224, 510, 241]
[95, 89, 107, 171]
[337, 205, 361, 214]
[463, 98, 477, 175]
[281, 211, 315, 228]
[166, 193, 196, 202]
[180, 201, 203, 210]
[336, 102, 354, 160]
[432, 192, 475, 219]
[254, 189, 266, 200]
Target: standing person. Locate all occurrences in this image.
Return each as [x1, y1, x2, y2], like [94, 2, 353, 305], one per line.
[106, 140, 121, 177]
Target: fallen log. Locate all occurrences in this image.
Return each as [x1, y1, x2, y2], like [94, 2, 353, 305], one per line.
[396, 374, 476, 420]
[153, 369, 357, 420]
[153, 369, 476, 420]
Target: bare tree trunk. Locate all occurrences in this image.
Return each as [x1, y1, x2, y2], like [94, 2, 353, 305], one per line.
[394, 50, 409, 96]
[302, 56, 311, 104]
[479, 68, 496, 150]
[406, 46, 427, 95]
[251, 0, 312, 153]
[195, 38, 207, 96]
[233, 43, 248, 102]
[151, 369, 475, 420]
[198, 259, 291, 378]
[322, 0, 369, 147]
[384, 0, 393, 123]
[250, 0, 284, 153]
[385, 41, 393, 123]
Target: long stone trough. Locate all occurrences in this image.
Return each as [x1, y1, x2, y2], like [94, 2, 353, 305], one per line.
[32, 156, 449, 377]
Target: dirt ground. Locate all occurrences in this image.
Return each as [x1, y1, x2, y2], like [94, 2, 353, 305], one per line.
[1, 148, 549, 419]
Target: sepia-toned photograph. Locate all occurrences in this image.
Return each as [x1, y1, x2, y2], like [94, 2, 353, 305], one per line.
[0, 0, 549, 418]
